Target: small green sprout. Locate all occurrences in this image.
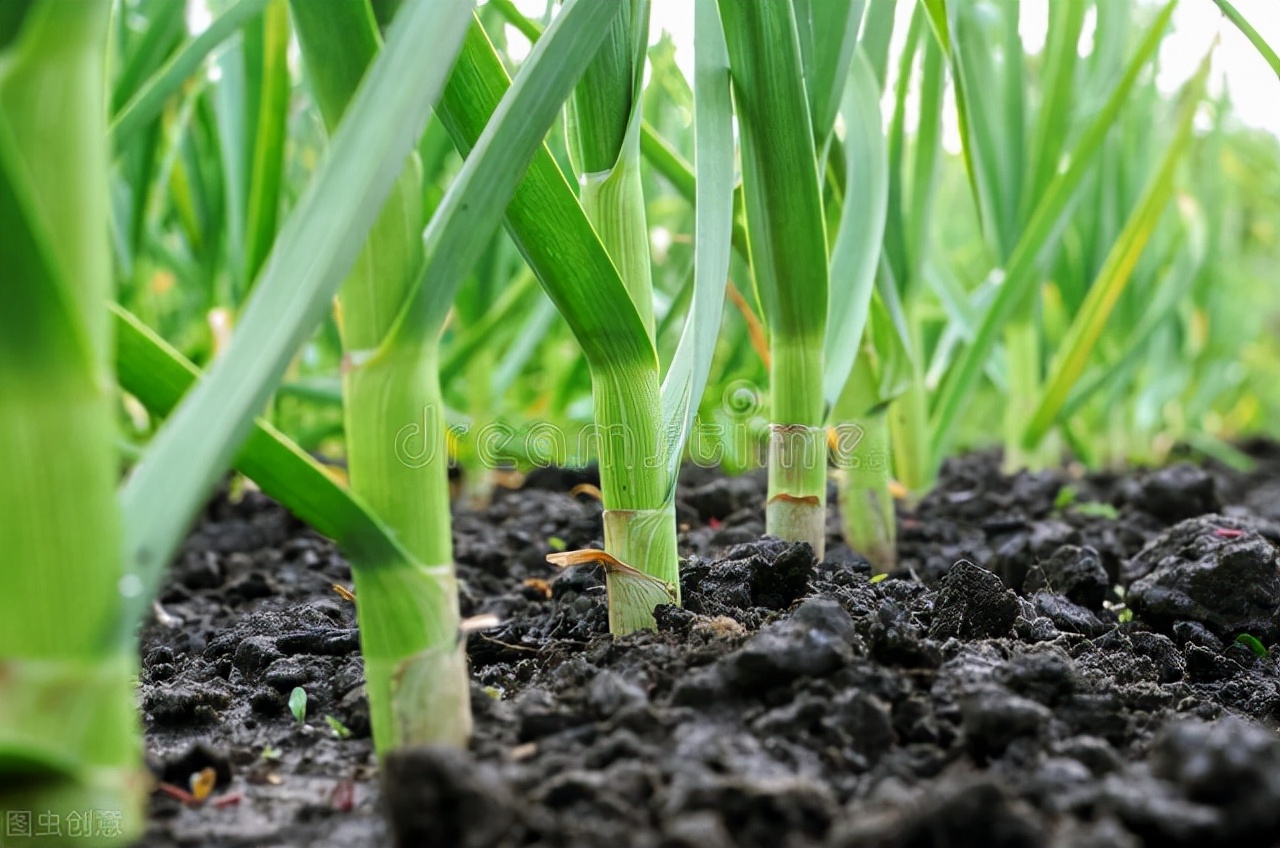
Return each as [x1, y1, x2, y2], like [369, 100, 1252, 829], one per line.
[324, 714, 352, 739]
[870, 573, 889, 584]
[547, 535, 567, 552]
[1235, 633, 1268, 658]
[288, 686, 308, 724]
[261, 745, 282, 761]
[1054, 485, 1118, 519]
[1118, 608, 1134, 623]
[1054, 485, 1078, 510]
[1074, 501, 1119, 520]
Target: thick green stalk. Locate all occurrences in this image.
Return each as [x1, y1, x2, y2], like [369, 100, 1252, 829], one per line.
[568, 0, 654, 335]
[435, 16, 679, 632]
[291, 0, 469, 749]
[888, 382, 929, 497]
[581, 158, 654, 333]
[841, 409, 895, 573]
[769, 343, 828, 556]
[566, 0, 678, 598]
[346, 342, 469, 748]
[593, 368, 679, 596]
[0, 2, 144, 842]
[486, 2, 735, 624]
[886, 306, 930, 499]
[718, 0, 830, 556]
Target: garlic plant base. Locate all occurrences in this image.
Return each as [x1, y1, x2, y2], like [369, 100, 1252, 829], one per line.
[767, 495, 827, 561]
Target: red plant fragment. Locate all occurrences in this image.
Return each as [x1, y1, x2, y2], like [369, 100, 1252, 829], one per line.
[332, 779, 356, 812]
[211, 792, 243, 809]
[155, 783, 198, 805]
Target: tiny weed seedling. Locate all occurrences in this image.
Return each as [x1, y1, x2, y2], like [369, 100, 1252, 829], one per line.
[289, 687, 308, 725]
[1074, 502, 1120, 521]
[325, 715, 352, 739]
[1054, 486, 1079, 510]
[1235, 634, 1269, 659]
[1055, 486, 1118, 520]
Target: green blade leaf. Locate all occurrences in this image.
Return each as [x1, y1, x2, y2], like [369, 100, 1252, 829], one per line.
[719, 0, 829, 353]
[882, 5, 924, 292]
[946, 0, 1025, 261]
[1022, 52, 1212, 448]
[823, 46, 888, 410]
[112, 305, 407, 569]
[859, 0, 897, 89]
[488, 0, 541, 40]
[639, 119, 695, 198]
[0, 119, 95, 376]
[109, 0, 186, 114]
[638, 119, 752, 260]
[1020, 0, 1087, 222]
[905, 26, 945, 297]
[565, 0, 646, 175]
[242, 0, 290, 285]
[794, 0, 863, 143]
[109, 0, 271, 151]
[486, 0, 754, 265]
[919, 0, 950, 56]
[435, 18, 655, 378]
[658, 0, 734, 486]
[564, 0, 656, 336]
[119, 0, 474, 609]
[928, 0, 1177, 464]
[399, 0, 633, 346]
[1212, 0, 1280, 79]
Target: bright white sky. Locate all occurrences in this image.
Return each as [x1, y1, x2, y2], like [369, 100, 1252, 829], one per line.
[505, 0, 1280, 144]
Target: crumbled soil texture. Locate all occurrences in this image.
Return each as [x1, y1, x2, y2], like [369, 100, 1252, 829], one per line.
[137, 443, 1280, 848]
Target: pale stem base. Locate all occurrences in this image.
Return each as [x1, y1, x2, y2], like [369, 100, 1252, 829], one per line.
[840, 412, 897, 573]
[766, 424, 828, 559]
[603, 505, 679, 589]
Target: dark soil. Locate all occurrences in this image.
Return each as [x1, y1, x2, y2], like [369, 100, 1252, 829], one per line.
[136, 443, 1280, 848]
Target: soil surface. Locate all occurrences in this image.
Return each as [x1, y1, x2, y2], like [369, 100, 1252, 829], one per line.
[136, 443, 1280, 848]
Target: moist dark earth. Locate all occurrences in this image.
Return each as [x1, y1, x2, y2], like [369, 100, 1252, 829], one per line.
[137, 443, 1280, 848]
